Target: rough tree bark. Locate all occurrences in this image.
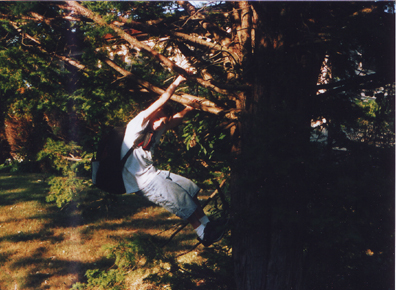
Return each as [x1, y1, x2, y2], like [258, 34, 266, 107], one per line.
[229, 3, 323, 289]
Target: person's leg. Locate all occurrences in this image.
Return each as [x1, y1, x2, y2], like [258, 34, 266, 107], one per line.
[140, 171, 198, 221]
[187, 211, 201, 229]
[192, 197, 205, 218]
[192, 197, 210, 225]
[166, 172, 210, 222]
[142, 171, 223, 246]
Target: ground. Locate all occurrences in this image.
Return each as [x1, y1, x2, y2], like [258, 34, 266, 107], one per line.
[0, 173, 224, 290]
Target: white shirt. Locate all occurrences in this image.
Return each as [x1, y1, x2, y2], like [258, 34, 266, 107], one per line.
[121, 112, 165, 193]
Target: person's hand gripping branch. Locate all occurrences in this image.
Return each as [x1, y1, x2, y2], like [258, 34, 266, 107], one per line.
[142, 75, 187, 126]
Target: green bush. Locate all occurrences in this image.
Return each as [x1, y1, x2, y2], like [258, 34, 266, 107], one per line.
[72, 269, 125, 290]
[37, 138, 93, 208]
[72, 234, 164, 290]
[45, 172, 88, 208]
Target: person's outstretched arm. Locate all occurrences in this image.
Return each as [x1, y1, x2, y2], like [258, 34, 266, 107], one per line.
[166, 104, 195, 129]
[141, 75, 186, 124]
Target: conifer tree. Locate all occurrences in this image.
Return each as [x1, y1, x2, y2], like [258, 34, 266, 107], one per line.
[0, 2, 394, 289]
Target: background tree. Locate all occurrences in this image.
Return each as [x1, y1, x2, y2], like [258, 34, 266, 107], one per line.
[0, 2, 394, 289]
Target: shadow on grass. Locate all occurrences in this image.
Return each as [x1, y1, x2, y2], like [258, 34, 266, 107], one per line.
[81, 193, 155, 222]
[0, 173, 204, 288]
[0, 174, 49, 206]
[0, 228, 64, 244]
[10, 246, 113, 290]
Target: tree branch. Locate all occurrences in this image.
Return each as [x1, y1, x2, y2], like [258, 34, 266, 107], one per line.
[177, 1, 231, 42]
[6, 9, 239, 120]
[7, 20, 87, 71]
[117, 15, 238, 61]
[64, 1, 235, 96]
[101, 57, 238, 119]
[316, 73, 390, 97]
[0, 11, 86, 26]
[28, 11, 87, 25]
[115, 9, 248, 93]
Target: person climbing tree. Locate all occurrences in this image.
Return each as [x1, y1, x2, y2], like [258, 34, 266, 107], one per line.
[121, 75, 224, 247]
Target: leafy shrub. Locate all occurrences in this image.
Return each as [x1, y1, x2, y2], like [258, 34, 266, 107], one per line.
[72, 269, 125, 290]
[37, 138, 92, 207]
[72, 231, 234, 290]
[72, 234, 164, 290]
[45, 172, 88, 208]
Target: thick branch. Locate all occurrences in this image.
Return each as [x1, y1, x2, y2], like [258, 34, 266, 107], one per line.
[101, 57, 238, 119]
[62, 155, 83, 162]
[177, 1, 198, 18]
[0, 11, 85, 25]
[28, 11, 86, 25]
[238, 1, 252, 57]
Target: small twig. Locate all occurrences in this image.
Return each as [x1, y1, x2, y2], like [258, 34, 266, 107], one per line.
[202, 179, 227, 208]
[176, 241, 201, 258]
[182, 3, 210, 27]
[161, 221, 189, 247]
[62, 156, 83, 162]
[153, 222, 182, 236]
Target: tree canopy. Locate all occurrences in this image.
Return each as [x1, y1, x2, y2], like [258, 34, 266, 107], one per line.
[0, 2, 394, 290]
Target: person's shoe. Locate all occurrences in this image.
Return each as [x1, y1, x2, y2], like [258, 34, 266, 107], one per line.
[198, 221, 225, 247]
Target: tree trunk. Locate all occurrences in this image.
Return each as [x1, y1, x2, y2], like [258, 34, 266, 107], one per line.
[230, 82, 308, 290]
[230, 3, 323, 289]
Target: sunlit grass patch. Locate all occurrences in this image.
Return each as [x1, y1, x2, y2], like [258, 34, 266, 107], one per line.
[0, 173, 231, 289]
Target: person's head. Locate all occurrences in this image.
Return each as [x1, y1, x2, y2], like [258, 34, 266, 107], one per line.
[149, 105, 174, 131]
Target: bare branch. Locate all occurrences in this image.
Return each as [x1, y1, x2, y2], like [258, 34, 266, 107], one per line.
[177, 1, 230, 40]
[29, 11, 84, 25]
[62, 155, 83, 162]
[117, 15, 238, 61]
[101, 57, 238, 119]
[316, 73, 390, 98]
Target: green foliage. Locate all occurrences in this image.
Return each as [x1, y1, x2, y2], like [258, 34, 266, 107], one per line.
[354, 98, 379, 119]
[37, 139, 92, 208]
[45, 172, 88, 208]
[182, 113, 226, 158]
[72, 231, 234, 290]
[144, 235, 234, 290]
[72, 234, 164, 290]
[155, 111, 230, 190]
[104, 234, 164, 268]
[72, 269, 125, 290]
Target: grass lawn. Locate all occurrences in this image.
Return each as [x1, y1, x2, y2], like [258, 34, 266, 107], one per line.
[0, 173, 226, 290]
